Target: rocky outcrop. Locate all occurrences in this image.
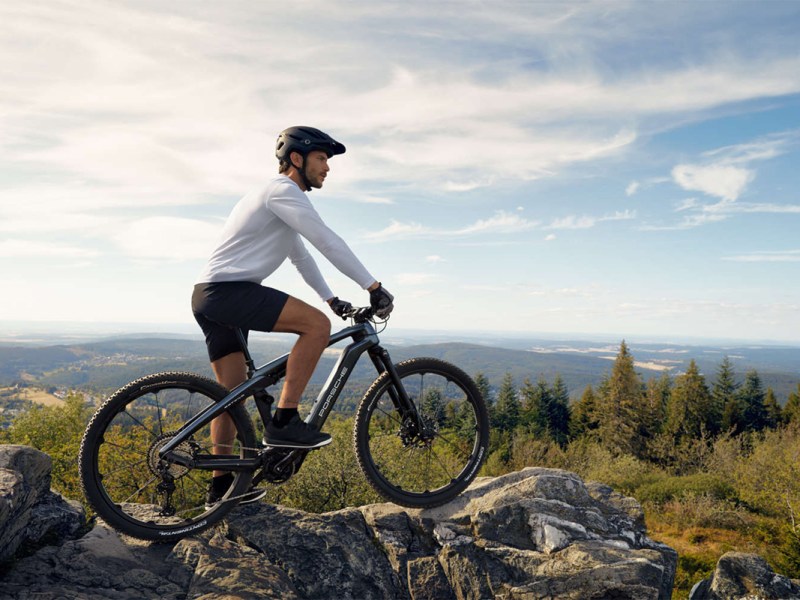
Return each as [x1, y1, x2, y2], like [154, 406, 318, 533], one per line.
[0, 445, 85, 564]
[7, 445, 800, 600]
[1, 454, 678, 600]
[689, 552, 800, 600]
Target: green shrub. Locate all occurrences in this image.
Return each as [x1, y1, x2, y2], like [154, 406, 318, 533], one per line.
[661, 494, 751, 530]
[582, 451, 665, 497]
[636, 473, 737, 505]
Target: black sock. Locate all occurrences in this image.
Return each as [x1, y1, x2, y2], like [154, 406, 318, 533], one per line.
[211, 473, 234, 493]
[273, 407, 298, 428]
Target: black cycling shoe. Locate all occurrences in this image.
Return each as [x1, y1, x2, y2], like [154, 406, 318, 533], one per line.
[263, 414, 332, 449]
[205, 473, 267, 510]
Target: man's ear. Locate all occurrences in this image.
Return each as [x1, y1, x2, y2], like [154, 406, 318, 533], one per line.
[289, 151, 304, 170]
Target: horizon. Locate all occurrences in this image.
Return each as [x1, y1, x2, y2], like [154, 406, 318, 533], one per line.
[1, 2, 799, 343]
[1, 319, 798, 349]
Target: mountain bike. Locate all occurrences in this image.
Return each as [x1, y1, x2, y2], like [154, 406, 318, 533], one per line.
[79, 307, 489, 541]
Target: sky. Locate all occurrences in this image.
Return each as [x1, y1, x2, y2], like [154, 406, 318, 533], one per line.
[1, 1, 800, 344]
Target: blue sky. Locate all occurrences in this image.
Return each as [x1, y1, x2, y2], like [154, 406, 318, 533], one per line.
[1, 1, 799, 343]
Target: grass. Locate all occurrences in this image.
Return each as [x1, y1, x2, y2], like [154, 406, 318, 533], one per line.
[1, 386, 64, 407]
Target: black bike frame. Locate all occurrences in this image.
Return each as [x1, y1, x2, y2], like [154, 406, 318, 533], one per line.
[158, 320, 417, 470]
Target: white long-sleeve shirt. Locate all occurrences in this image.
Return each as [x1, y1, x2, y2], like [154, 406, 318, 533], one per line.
[197, 175, 375, 301]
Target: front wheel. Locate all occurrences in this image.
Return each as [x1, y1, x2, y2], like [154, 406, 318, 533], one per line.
[79, 372, 258, 541]
[354, 358, 489, 508]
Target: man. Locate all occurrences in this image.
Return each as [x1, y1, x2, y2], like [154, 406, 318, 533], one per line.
[192, 126, 394, 505]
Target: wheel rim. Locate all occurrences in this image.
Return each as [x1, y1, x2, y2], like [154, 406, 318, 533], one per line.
[90, 382, 251, 530]
[364, 367, 483, 499]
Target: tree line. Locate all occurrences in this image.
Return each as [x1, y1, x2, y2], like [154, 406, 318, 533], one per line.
[479, 340, 800, 469]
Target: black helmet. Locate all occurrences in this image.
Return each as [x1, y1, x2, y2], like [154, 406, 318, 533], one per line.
[275, 126, 346, 161]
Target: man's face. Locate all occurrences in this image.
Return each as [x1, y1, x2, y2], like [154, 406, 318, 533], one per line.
[302, 150, 330, 189]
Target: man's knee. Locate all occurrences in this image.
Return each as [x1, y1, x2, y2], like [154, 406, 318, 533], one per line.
[308, 307, 331, 341]
[275, 296, 330, 337]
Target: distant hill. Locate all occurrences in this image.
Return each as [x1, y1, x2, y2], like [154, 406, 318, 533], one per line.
[1, 334, 797, 403]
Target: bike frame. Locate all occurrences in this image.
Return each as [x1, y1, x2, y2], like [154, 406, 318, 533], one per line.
[158, 320, 418, 471]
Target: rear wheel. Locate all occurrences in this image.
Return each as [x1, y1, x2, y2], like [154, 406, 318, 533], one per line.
[354, 358, 489, 508]
[79, 372, 258, 541]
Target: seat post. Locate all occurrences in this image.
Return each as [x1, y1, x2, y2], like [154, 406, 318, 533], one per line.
[233, 328, 256, 378]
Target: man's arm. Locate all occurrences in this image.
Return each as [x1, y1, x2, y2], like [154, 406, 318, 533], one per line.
[267, 189, 376, 289]
[287, 236, 334, 301]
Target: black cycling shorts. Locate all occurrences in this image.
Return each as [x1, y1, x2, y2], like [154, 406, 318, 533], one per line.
[191, 281, 289, 362]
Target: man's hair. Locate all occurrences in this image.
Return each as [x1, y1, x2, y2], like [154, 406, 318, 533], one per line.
[278, 159, 291, 174]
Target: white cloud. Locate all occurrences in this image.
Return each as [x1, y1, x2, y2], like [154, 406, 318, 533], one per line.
[626, 181, 640, 196]
[546, 210, 635, 230]
[396, 272, 437, 285]
[663, 130, 799, 227]
[723, 250, 800, 262]
[368, 208, 635, 241]
[426, 255, 445, 263]
[364, 210, 539, 241]
[364, 220, 431, 241]
[456, 211, 539, 234]
[671, 164, 755, 202]
[547, 215, 597, 230]
[0, 240, 99, 258]
[112, 217, 220, 261]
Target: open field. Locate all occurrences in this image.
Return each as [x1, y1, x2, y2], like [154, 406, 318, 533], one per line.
[1, 387, 63, 407]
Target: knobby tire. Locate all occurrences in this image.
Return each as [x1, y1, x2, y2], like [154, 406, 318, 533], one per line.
[79, 372, 257, 542]
[353, 358, 489, 508]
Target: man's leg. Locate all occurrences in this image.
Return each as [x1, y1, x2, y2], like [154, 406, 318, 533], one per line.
[209, 351, 247, 477]
[271, 296, 331, 408]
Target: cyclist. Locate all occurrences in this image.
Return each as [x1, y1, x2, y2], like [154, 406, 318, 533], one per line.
[191, 126, 394, 505]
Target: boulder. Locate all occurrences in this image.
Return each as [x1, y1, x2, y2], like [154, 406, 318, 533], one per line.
[0, 443, 679, 600]
[0, 445, 85, 563]
[689, 551, 800, 600]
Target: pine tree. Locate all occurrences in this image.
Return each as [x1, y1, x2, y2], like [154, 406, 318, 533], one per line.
[664, 360, 712, 441]
[784, 384, 800, 426]
[763, 387, 782, 429]
[596, 341, 647, 457]
[570, 385, 599, 439]
[420, 388, 445, 426]
[548, 375, 571, 446]
[521, 378, 548, 437]
[714, 357, 740, 434]
[493, 372, 520, 432]
[473, 372, 493, 424]
[644, 373, 671, 437]
[738, 369, 768, 433]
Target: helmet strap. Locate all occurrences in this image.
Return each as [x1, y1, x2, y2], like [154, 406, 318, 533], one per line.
[289, 152, 314, 192]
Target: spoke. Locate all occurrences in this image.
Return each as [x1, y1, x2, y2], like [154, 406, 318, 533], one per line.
[121, 474, 160, 504]
[430, 429, 473, 457]
[374, 402, 404, 428]
[154, 392, 164, 436]
[119, 410, 159, 439]
[101, 439, 149, 457]
[425, 442, 432, 491]
[427, 445, 458, 483]
[101, 457, 150, 479]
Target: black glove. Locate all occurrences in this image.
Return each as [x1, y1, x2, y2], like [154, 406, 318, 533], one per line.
[329, 297, 352, 320]
[369, 284, 394, 319]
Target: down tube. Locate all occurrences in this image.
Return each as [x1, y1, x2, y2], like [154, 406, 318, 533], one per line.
[306, 337, 376, 428]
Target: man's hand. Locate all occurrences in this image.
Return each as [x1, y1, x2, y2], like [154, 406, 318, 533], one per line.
[369, 284, 394, 318]
[328, 297, 352, 320]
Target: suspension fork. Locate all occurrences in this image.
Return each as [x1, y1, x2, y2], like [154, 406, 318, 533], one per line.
[368, 347, 423, 430]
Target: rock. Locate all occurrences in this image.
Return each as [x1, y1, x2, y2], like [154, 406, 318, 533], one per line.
[227, 503, 406, 599]
[0, 443, 680, 599]
[0, 445, 85, 563]
[173, 531, 300, 599]
[221, 467, 677, 600]
[689, 551, 800, 600]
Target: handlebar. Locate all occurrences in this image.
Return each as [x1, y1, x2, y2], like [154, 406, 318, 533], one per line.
[342, 305, 378, 324]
